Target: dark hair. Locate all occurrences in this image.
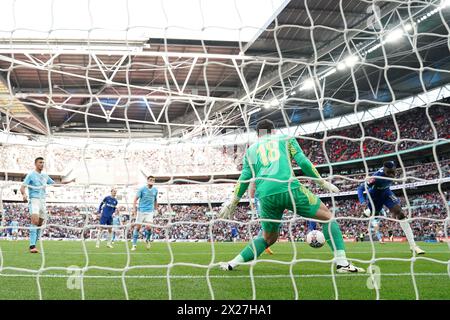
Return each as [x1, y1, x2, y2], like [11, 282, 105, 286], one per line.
[383, 161, 396, 169]
[35, 157, 44, 163]
[256, 119, 275, 136]
[147, 175, 155, 180]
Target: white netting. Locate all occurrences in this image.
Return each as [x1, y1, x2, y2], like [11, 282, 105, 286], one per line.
[0, 0, 449, 300]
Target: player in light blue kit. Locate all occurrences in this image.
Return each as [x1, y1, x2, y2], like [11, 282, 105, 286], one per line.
[20, 157, 75, 253]
[96, 188, 118, 248]
[111, 214, 123, 244]
[132, 176, 158, 251]
[357, 161, 424, 254]
[10, 220, 19, 241]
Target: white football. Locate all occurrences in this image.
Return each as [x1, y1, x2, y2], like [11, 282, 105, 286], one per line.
[306, 230, 325, 248]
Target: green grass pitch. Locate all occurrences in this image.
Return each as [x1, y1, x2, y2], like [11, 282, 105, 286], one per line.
[0, 240, 449, 300]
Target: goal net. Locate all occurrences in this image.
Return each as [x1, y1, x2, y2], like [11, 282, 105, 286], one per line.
[0, 0, 449, 300]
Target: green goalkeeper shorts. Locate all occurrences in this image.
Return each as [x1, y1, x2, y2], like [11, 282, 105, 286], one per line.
[258, 185, 321, 233]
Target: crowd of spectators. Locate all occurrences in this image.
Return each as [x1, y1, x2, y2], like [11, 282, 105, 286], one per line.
[1, 191, 448, 242]
[298, 105, 449, 165]
[0, 105, 448, 175]
[1, 159, 448, 204]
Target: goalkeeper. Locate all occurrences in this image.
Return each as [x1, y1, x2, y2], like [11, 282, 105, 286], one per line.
[219, 120, 364, 273]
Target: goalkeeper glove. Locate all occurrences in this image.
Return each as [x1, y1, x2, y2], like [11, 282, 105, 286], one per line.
[218, 196, 240, 219]
[319, 180, 340, 193]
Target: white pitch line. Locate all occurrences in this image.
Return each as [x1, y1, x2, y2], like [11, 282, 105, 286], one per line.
[0, 272, 448, 279]
[0, 250, 449, 255]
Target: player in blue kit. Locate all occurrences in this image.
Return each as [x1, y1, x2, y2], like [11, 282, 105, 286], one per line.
[307, 221, 317, 231]
[96, 188, 119, 248]
[231, 226, 239, 242]
[132, 176, 158, 251]
[10, 220, 19, 241]
[20, 157, 75, 253]
[357, 161, 425, 254]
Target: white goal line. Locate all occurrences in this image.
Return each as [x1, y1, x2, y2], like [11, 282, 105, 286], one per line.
[0, 272, 447, 279]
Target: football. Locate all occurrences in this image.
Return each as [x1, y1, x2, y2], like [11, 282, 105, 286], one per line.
[306, 230, 325, 248]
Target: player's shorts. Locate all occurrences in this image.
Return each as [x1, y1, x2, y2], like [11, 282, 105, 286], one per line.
[135, 211, 154, 225]
[258, 186, 321, 233]
[99, 215, 113, 226]
[367, 189, 400, 213]
[29, 198, 48, 220]
[369, 218, 381, 230]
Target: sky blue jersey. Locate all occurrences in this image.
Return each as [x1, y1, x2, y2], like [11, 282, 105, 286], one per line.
[112, 216, 121, 226]
[23, 171, 55, 199]
[136, 186, 158, 212]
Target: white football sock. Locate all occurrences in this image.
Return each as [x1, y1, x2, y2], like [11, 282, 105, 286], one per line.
[335, 250, 349, 266]
[399, 220, 416, 249]
[229, 254, 245, 268]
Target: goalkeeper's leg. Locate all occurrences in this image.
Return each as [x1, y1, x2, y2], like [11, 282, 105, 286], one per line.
[310, 202, 365, 273]
[221, 230, 278, 271]
[257, 228, 274, 255]
[291, 186, 365, 273]
[220, 196, 283, 270]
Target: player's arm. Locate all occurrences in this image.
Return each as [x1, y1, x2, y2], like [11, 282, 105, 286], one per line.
[98, 198, 106, 214]
[357, 183, 367, 204]
[288, 137, 339, 193]
[358, 177, 375, 216]
[248, 182, 256, 210]
[219, 152, 252, 219]
[249, 181, 256, 199]
[20, 174, 31, 202]
[50, 175, 75, 186]
[132, 190, 140, 216]
[154, 189, 159, 212]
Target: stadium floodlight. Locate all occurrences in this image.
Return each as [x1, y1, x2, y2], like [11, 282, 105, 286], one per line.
[337, 61, 347, 71]
[385, 28, 404, 43]
[403, 23, 413, 32]
[321, 68, 337, 78]
[344, 55, 359, 68]
[247, 107, 261, 116]
[299, 78, 315, 91]
[441, 0, 450, 8]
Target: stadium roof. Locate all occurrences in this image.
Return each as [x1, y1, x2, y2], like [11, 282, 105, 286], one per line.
[0, 0, 449, 138]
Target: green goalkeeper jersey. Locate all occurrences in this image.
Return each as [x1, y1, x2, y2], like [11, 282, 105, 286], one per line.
[234, 134, 321, 198]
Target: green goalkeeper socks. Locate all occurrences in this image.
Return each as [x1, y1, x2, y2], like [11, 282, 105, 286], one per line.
[322, 221, 345, 252]
[239, 237, 269, 262]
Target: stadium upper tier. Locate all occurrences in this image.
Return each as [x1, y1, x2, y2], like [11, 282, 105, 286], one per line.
[0, 105, 448, 180]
